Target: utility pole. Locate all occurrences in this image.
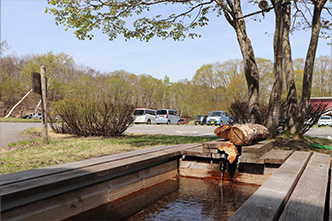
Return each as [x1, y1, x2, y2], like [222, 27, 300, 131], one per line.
[40, 66, 48, 144]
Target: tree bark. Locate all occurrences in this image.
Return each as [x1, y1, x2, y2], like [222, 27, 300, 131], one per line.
[218, 141, 239, 164]
[214, 124, 232, 140]
[215, 123, 269, 145]
[230, 123, 269, 145]
[299, 0, 327, 132]
[266, 0, 284, 135]
[283, 0, 298, 134]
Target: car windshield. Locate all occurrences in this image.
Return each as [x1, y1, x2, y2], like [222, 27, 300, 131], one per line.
[134, 110, 145, 115]
[157, 110, 167, 115]
[195, 115, 203, 120]
[210, 112, 221, 117]
[320, 116, 331, 120]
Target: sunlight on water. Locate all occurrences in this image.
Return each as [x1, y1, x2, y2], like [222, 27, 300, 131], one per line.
[127, 177, 258, 221]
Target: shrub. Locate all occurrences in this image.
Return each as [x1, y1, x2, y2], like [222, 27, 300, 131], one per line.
[228, 100, 269, 125]
[50, 98, 134, 137]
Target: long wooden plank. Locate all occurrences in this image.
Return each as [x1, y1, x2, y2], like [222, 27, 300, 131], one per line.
[1, 143, 199, 187]
[229, 151, 310, 221]
[2, 161, 178, 220]
[1, 143, 199, 185]
[1, 143, 200, 212]
[279, 152, 330, 221]
[261, 149, 294, 164]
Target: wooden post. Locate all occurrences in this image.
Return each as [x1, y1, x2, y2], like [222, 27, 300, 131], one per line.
[40, 66, 48, 144]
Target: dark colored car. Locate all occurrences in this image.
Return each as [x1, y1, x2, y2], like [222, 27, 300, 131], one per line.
[229, 116, 235, 125]
[180, 118, 189, 124]
[194, 115, 208, 125]
[22, 114, 32, 119]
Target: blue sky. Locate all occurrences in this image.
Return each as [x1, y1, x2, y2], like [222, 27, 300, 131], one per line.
[1, 0, 331, 82]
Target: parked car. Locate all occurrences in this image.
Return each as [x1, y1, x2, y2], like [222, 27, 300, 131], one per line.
[277, 115, 287, 133]
[32, 113, 42, 119]
[318, 116, 332, 127]
[22, 114, 32, 119]
[194, 115, 208, 125]
[206, 111, 230, 126]
[156, 109, 180, 125]
[133, 108, 156, 124]
[228, 116, 236, 125]
[180, 118, 189, 125]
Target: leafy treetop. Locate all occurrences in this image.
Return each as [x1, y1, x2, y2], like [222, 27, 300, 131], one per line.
[46, 0, 224, 41]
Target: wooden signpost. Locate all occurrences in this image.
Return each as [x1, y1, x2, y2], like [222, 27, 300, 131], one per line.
[31, 66, 48, 144]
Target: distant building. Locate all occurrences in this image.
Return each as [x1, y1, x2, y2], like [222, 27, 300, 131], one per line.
[310, 97, 332, 114]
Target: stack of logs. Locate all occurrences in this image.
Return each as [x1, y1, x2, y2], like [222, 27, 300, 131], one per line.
[214, 123, 270, 164]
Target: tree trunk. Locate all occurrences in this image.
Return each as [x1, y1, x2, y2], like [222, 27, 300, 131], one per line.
[266, 0, 284, 135]
[283, 0, 298, 134]
[299, 0, 327, 132]
[230, 123, 269, 145]
[215, 0, 262, 124]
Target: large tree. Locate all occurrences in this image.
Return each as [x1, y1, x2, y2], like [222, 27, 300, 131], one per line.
[266, 0, 285, 134]
[298, 0, 329, 132]
[267, 0, 329, 134]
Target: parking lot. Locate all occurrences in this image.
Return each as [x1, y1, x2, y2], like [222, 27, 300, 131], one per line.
[126, 124, 332, 140]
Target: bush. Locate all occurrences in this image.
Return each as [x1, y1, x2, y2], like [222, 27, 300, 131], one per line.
[229, 100, 269, 125]
[49, 98, 134, 137]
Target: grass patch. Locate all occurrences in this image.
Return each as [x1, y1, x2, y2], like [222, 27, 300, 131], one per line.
[2, 127, 330, 175]
[0, 129, 217, 175]
[273, 133, 332, 155]
[0, 117, 41, 123]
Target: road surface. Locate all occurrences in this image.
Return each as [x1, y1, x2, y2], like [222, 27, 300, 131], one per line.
[0, 122, 41, 148]
[1, 122, 331, 148]
[306, 126, 332, 140]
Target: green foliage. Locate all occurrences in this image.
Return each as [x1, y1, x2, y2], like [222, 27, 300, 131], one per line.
[1, 48, 330, 121]
[312, 55, 332, 97]
[46, 0, 216, 41]
[20, 51, 75, 100]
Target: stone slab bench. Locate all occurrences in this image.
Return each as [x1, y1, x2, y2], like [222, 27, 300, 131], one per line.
[229, 151, 331, 221]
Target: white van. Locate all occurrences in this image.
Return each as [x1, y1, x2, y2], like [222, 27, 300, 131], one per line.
[133, 108, 156, 124]
[156, 109, 180, 125]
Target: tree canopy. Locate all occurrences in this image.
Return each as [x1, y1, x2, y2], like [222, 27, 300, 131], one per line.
[46, 0, 223, 41]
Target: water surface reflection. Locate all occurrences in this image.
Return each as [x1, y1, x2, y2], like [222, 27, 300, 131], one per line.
[127, 177, 259, 221]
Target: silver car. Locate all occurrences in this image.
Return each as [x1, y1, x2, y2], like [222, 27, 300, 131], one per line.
[156, 109, 180, 125]
[133, 108, 156, 124]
